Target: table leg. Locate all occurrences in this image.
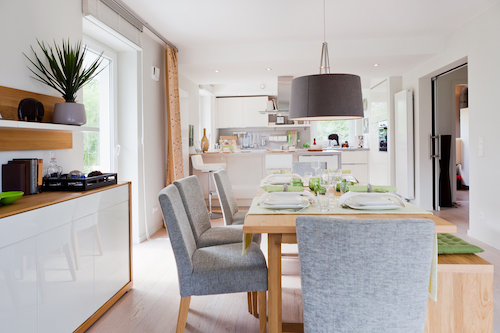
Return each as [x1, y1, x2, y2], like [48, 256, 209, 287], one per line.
[268, 233, 282, 333]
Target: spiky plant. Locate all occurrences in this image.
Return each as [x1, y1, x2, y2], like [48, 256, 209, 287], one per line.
[24, 39, 104, 103]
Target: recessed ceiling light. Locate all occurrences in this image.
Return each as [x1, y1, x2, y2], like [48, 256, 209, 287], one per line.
[215, 70, 220, 73]
[266, 68, 272, 71]
[373, 64, 379, 67]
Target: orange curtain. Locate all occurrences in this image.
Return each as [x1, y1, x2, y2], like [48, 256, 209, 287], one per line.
[165, 45, 184, 185]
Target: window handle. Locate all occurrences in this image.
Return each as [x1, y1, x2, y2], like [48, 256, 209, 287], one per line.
[115, 144, 121, 156]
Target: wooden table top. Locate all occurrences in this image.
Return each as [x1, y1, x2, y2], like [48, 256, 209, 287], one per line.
[244, 213, 457, 234]
[0, 182, 130, 219]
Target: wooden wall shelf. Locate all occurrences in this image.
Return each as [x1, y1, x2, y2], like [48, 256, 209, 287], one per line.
[0, 86, 98, 151]
[0, 128, 72, 151]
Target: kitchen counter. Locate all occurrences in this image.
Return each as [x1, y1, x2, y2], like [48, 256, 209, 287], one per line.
[194, 148, 368, 156]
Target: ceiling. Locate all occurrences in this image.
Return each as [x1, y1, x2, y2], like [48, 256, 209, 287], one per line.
[119, 0, 498, 91]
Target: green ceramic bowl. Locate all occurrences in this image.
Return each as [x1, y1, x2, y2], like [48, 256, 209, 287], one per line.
[0, 191, 24, 205]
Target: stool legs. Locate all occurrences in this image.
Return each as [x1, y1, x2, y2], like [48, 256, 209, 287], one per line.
[208, 170, 216, 218]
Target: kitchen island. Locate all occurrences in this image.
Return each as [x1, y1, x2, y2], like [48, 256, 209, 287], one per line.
[190, 148, 368, 206]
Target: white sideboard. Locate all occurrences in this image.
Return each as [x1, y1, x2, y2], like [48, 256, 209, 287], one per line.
[0, 183, 132, 333]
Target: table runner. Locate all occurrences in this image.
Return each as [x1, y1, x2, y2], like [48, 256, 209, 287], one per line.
[247, 197, 433, 215]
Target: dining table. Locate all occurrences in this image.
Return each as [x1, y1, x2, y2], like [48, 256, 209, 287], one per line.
[243, 186, 458, 333]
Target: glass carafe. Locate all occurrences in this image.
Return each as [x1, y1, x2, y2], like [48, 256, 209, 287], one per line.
[46, 158, 63, 178]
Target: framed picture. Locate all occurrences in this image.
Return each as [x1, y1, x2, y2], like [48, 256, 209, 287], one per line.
[276, 116, 285, 124]
[363, 118, 369, 133]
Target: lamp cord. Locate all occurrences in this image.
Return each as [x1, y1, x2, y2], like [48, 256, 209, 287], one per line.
[319, 0, 330, 74]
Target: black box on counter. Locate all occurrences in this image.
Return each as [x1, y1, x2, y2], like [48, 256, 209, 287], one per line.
[42, 173, 117, 191]
[2, 163, 26, 192]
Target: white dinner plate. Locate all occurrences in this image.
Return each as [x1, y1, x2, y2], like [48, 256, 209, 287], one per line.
[263, 194, 303, 205]
[343, 202, 403, 210]
[263, 174, 302, 185]
[259, 199, 310, 210]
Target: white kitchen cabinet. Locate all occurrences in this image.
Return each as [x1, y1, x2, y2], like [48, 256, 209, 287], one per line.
[242, 96, 268, 127]
[217, 97, 243, 128]
[341, 150, 369, 184]
[0, 183, 131, 333]
[217, 96, 268, 128]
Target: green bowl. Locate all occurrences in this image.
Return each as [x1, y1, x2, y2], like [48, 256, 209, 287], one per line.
[0, 191, 24, 205]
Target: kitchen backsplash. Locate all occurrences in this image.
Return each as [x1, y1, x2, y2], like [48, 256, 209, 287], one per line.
[218, 126, 311, 150]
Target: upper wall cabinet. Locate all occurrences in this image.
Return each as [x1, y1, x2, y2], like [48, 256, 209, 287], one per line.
[242, 96, 268, 127]
[217, 96, 268, 128]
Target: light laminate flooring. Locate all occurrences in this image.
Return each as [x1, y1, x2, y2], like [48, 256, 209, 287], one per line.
[87, 190, 499, 332]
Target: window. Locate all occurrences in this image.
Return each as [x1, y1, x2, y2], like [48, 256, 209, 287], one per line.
[82, 38, 117, 174]
[315, 120, 351, 144]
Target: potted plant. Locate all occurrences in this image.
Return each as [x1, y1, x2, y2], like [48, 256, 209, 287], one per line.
[24, 39, 104, 125]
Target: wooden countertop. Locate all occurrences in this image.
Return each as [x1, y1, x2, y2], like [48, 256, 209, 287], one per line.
[0, 182, 130, 219]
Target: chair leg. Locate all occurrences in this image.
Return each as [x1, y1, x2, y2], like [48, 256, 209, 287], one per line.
[258, 291, 267, 333]
[252, 291, 258, 317]
[176, 296, 191, 333]
[247, 292, 253, 314]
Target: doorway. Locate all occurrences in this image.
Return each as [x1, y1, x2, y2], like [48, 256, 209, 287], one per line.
[431, 64, 468, 211]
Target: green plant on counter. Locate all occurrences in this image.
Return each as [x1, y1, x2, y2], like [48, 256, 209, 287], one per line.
[24, 39, 105, 102]
[303, 142, 311, 148]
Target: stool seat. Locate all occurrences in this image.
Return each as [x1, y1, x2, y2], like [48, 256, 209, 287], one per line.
[191, 155, 226, 172]
[196, 163, 226, 172]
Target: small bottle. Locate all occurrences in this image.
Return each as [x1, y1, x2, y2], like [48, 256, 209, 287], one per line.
[313, 138, 317, 145]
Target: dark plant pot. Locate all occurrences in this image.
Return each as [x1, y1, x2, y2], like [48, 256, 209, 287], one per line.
[53, 102, 87, 126]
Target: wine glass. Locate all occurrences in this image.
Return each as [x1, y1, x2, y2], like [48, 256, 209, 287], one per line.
[311, 160, 321, 177]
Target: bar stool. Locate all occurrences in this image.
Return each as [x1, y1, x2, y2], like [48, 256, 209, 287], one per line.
[191, 155, 226, 218]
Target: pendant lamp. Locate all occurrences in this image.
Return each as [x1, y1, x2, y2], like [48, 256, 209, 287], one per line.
[289, 1, 364, 121]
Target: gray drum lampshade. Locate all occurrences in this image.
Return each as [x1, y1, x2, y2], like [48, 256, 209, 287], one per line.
[289, 74, 364, 120]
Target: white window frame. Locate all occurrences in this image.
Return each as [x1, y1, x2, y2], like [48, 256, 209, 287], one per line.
[82, 35, 118, 172]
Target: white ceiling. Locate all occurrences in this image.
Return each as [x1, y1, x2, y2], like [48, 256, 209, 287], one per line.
[120, 0, 498, 91]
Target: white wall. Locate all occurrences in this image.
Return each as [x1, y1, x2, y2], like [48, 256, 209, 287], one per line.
[138, 33, 167, 240]
[0, 0, 84, 181]
[179, 74, 200, 176]
[402, 2, 500, 250]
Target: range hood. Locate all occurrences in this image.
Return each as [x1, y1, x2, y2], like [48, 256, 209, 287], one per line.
[259, 76, 292, 114]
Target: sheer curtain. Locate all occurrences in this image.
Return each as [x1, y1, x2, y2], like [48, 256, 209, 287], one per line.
[165, 45, 184, 185]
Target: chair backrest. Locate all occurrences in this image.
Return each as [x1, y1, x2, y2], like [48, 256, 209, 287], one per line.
[173, 176, 212, 244]
[292, 161, 327, 176]
[158, 185, 196, 283]
[296, 217, 434, 333]
[191, 155, 204, 171]
[213, 169, 239, 225]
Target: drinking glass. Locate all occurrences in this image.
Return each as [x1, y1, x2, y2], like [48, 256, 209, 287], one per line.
[304, 172, 312, 186]
[316, 185, 329, 212]
[311, 160, 321, 177]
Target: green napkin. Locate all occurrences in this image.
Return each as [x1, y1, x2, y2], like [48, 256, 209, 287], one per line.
[287, 186, 304, 192]
[348, 185, 397, 192]
[263, 185, 284, 192]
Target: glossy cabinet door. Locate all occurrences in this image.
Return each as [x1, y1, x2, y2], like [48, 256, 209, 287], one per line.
[217, 97, 243, 128]
[94, 187, 130, 308]
[0, 237, 37, 333]
[242, 96, 268, 127]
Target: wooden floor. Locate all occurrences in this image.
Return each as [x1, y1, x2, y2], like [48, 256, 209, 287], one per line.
[86, 190, 499, 332]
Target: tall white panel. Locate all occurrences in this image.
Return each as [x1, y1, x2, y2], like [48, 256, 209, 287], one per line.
[394, 90, 414, 200]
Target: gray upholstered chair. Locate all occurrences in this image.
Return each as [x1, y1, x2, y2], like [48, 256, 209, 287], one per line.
[296, 217, 434, 333]
[213, 169, 248, 226]
[173, 175, 260, 246]
[292, 161, 327, 176]
[158, 185, 267, 333]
